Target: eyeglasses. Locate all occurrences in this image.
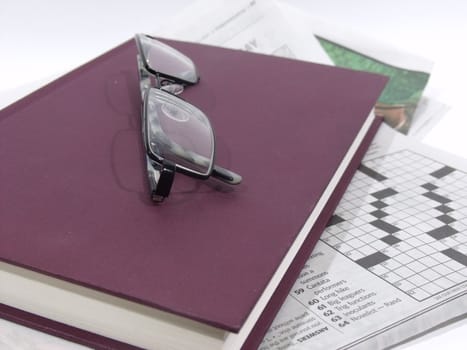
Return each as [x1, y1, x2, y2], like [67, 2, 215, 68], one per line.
[135, 34, 242, 202]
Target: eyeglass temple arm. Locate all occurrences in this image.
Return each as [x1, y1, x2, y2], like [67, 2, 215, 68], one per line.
[212, 165, 242, 185]
[173, 147, 242, 185]
[163, 137, 242, 185]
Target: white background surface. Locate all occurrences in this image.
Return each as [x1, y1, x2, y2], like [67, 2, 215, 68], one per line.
[0, 0, 466, 349]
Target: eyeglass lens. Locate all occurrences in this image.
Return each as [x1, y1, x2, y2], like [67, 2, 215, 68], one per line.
[138, 34, 199, 85]
[146, 89, 214, 176]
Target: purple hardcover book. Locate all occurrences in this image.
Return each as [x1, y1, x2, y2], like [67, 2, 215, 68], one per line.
[0, 38, 386, 349]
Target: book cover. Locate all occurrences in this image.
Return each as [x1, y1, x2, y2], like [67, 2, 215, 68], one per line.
[0, 38, 386, 348]
[0, 117, 382, 350]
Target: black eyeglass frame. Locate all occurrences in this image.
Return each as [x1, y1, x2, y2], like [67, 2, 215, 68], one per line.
[135, 34, 241, 202]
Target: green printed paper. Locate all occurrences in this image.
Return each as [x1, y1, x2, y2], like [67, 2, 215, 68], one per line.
[317, 37, 430, 134]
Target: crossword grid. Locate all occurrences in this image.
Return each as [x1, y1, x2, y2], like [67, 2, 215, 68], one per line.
[321, 150, 467, 301]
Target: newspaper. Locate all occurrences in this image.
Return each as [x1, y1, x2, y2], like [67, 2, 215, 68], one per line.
[153, 0, 331, 65]
[155, 0, 443, 137]
[259, 124, 467, 349]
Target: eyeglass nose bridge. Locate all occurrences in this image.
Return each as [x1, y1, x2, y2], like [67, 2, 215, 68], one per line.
[137, 54, 185, 97]
[159, 82, 185, 95]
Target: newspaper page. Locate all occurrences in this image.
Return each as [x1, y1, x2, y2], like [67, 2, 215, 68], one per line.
[153, 0, 332, 65]
[156, 0, 443, 138]
[259, 123, 466, 349]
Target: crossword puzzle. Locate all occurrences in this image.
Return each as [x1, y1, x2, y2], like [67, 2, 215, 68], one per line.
[321, 150, 467, 301]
